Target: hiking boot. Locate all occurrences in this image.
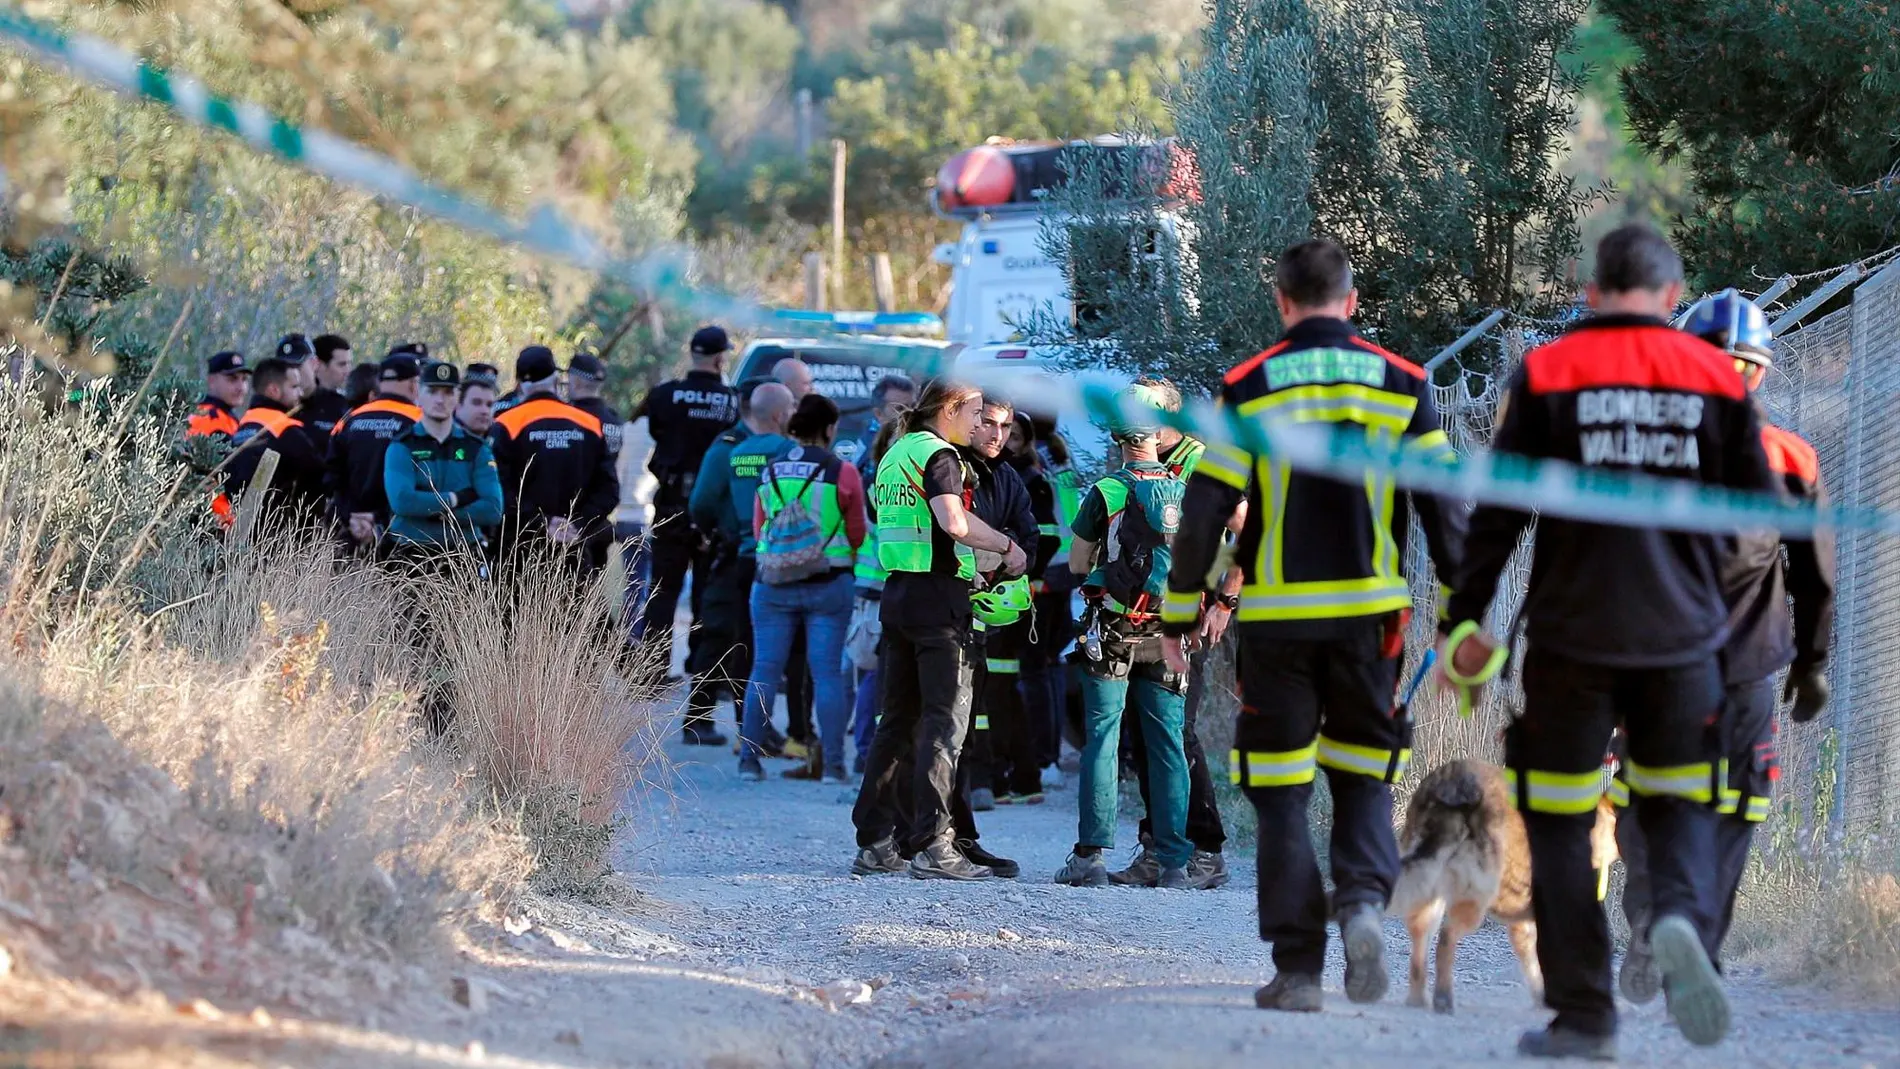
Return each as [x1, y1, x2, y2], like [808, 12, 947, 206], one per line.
[851, 838, 906, 876]
[1651, 914, 1729, 1046]
[1516, 1025, 1617, 1061]
[780, 737, 810, 761]
[1157, 865, 1191, 889]
[956, 838, 1019, 879]
[1339, 902, 1390, 1004]
[681, 723, 727, 746]
[1055, 850, 1109, 887]
[1254, 972, 1323, 1013]
[737, 758, 765, 782]
[1109, 840, 1161, 887]
[783, 762, 823, 780]
[909, 841, 993, 881]
[969, 788, 996, 811]
[1185, 850, 1230, 890]
[1619, 934, 1661, 1004]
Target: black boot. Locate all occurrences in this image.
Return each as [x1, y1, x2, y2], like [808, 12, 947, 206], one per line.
[1516, 1025, 1617, 1061]
[956, 838, 1019, 879]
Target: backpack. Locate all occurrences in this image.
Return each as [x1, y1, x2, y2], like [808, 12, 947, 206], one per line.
[1099, 471, 1183, 613]
[756, 465, 838, 585]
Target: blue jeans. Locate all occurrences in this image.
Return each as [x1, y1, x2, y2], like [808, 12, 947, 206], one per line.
[742, 570, 855, 773]
[1079, 655, 1191, 868]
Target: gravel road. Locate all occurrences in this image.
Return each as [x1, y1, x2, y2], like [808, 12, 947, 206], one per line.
[447, 730, 1900, 1069]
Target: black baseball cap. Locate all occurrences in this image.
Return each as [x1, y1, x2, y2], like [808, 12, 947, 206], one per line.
[690, 325, 730, 356]
[207, 350, 250, 376]
[516, 344, 558, 385]
[421, 361, 461, 389]
[379, 352, 422, 382]
[568, 351, 606, 381]
[465, 362, 501, 386]
[275, 333, 314, 364]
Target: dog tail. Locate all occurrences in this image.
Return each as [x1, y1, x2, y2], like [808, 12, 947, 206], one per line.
[1399, 763, 1488, 868]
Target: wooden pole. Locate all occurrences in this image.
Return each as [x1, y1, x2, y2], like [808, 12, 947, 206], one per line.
[803, 253, 827, 311]
[869, 252, 896, 313]
[830, 138, 847, 309]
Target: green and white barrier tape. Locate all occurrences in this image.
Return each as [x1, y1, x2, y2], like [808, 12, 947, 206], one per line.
[8, 5, 1900, 545]
[0, 4, 767, 326]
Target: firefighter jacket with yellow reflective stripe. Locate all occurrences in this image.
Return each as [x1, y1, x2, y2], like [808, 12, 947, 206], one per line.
[872, 431, 975, 580]
[1162, 316, 1466, 639]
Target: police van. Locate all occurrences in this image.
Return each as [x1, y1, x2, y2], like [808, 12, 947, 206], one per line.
[730, 311, 957, 465]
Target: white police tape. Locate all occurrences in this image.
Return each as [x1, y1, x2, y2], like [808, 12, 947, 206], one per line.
[0, 6, 769, 327]
[962, 366, 1900, 541]
[7, 7, 1899, 543]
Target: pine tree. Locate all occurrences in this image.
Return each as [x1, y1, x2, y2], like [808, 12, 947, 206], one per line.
[1599, 0, 1900, 287]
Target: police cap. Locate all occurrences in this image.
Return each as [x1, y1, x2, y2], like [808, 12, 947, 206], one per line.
[380, 352, 423, 382]
[516, 344, 558, 385]
[207, 350, 251, 376]
[568, 350, 606, 381]
[421, 360, 461, 389]
[690, 325, 731, 356]
[275, 332, 315, 364]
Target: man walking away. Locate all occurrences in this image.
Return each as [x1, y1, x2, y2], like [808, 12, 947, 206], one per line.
[685, 381, 794, 747]
[851, 381, 1026, 882]
[739, 393, 866, 784]
[1615, 289, 1835, 1005]
[1056, 384, 1195, 890]
[384, 360, 505, 735]
[301, 334, 354, 435]
[225, 357, 328, 527]
[1162, 238, 1466, 1014]
[632, 327, 742, 685]
[488, 345, 619, 574]
[326, 349, 423, 554]
[1443, 226, 1775, 1058]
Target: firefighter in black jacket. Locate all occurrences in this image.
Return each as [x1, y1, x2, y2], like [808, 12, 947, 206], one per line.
[488, 344, 619, 572]
[1160, 239, 1466, 1015]
[632, 326, 742, 641]
[1441, 227, 1776, 1058]
[326, 350, 423, 552]
[225, 357, 328, 525]
[1615, 289, 1836, 1005]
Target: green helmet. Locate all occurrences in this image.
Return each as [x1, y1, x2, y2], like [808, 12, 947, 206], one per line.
[970, 575, 1033, 626]
[1107, 382, 1169, 443]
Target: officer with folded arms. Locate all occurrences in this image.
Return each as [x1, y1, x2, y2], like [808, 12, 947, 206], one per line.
[326, 348, 423, 553]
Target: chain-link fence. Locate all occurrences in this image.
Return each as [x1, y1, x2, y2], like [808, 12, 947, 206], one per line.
[1402, 262, 1900, 852]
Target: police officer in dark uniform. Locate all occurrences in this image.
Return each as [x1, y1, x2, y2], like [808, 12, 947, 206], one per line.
[1443, 227, 1775, 1057]
[273, 332, 315, 405]
[226, 356, 328, 526]
[631, 326, 742, 647]
[326, 349, 423, 553]
[300, 334, 354, 434]
[565, 350, 625, 574]
[488, 345, 619, 573]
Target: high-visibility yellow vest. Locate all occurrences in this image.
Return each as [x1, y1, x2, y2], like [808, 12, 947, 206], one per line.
[1048, 463, 1081, 570]
[855, 524, 889, 591]
[1164, 435, 1205, 481]
[873, 431, 975, 580]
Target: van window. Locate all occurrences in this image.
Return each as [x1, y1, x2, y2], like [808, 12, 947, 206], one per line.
[732, 346, 924, 464]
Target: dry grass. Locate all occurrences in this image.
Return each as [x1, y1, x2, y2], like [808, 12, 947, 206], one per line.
[1729, 845, 1900, 998]
[0, 371, 660, 1012]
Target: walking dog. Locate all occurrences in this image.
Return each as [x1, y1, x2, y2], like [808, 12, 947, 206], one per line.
[1390, 758, 1617, 1014]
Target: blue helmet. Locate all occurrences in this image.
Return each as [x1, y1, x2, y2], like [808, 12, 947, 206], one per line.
[1683, 288, 1773, 366]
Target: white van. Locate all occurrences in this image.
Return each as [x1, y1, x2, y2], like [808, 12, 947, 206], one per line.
[952, 342, 1131, 474]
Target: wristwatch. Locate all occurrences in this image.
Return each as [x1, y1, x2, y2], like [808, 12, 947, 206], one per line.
[1213, 592, 1240, 611]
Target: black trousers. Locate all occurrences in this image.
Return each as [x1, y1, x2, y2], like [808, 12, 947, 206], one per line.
[1130, 646, 1227, 853]
[685, 553, 755, 732]
[980, 621, 1041, 797]
[1617, 672, 1777, 966]
[852, 615, 974, 853]
[1516, 646, 1724, 1037]
[1021, 590, 1073, 768]
[1236, 623, 1406, 977]
[785, 629, 814, 744]
[639, 506, 707, 649]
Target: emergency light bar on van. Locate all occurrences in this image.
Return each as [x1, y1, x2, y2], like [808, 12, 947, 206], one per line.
[766, 310, 945, 337]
